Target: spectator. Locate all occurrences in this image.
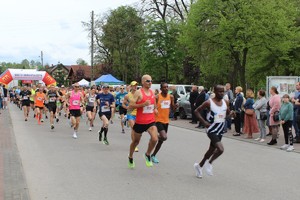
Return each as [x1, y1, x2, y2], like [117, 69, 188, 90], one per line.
[291, 82, 300, 143]
[233, 86, 244, 136]
[243, 89, 259, 139]
[195, 86, 206, 128]
[279, 94, 294, 151]
[253, 90, 268, 142]
[0, 84, 3, 109]
[170, 86, 180, 120]
[267, 86, 281, 145]
[189, 85, 198, 124]
[225, 83, 234, 129]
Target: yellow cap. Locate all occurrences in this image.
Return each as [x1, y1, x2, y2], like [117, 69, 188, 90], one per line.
[130, 81, 138, 86]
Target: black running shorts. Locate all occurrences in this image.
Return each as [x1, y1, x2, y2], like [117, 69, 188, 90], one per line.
[156, 122, 169, 133]
[119, 106, 127, 115]
[207, 133, 223, 147]
[48, 104, 57, 114]
[70, 109, 81, 117]
[133, 122, 156, 134]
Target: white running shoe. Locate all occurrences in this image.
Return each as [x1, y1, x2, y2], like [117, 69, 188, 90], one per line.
[89, 127, 92, 131]
[72, 132, 78, 139]
[254, 138, 261, 141]
[259, 139, 265, 142]
[194, 163, 203, 178]
[286, 145, 294, 152]
[280, 144, 289, 150]
[204, 160, 213, 176]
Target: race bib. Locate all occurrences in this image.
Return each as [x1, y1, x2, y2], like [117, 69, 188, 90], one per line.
[89, 97, 95, 103]
[72, 100, 79, 106]
[120, 98, 124, 103]
[49, 97, 56, 102]
[214, 113, 226, 123]
[161, 100, 170, 109]
[23, 96, 28, 100]
[101, 105, 110, 112]
[37, 97, 43, 101]
[143, 104, 154, 114]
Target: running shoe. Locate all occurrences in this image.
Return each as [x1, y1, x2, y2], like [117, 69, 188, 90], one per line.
[89, 127, 92, 131]
[41, 119, 44, 123]
[110, 120, 113, 124]
[103, 138, 109, 145]
[51, 124, 54, 130]
[134, 147, 139, 152]
[204, 160, 213, 176]
[128, 159, 135, 169]
[286, 145, 294, 152]
[280, 144, 289, 150]
[56, 118, 59, 123]
[25, 118, 28, 121]
[45, 115, 48, 119]
[194, 163, 203, 178]
[72, 132, 78, 139]
[121, 129, 125, 134]
[98, 131, 102, 141]
[143, 154, 153, 167]
[151, 155, 159, 164]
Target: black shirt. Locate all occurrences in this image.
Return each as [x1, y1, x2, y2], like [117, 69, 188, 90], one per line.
[19, 90, 32, 102]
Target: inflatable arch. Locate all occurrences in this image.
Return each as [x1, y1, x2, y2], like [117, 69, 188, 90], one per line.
[0, 69, 56, 86]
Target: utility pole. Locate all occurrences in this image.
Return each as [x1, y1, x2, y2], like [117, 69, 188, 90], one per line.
[41, 51, 44, 67]
[91, 10, 94, 81]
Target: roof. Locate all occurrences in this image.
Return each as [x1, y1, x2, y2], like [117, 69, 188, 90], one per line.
[67, 65, 92, 79]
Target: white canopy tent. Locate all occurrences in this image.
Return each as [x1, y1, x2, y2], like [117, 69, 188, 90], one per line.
[78, 79, 90, 86]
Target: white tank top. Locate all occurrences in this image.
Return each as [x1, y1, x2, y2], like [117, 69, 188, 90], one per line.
[207, 98, 227, 135]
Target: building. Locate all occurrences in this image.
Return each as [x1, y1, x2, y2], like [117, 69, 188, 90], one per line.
[49, 64, 71, 86]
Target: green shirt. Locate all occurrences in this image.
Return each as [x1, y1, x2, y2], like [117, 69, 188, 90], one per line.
[279, 102, 293, 122]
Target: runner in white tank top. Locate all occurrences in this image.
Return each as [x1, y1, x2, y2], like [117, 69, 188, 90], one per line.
[193, 85, 231, 178]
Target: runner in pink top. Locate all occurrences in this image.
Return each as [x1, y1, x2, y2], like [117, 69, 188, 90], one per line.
[66, 83, 84, 139]
[127, 74, 158, 169]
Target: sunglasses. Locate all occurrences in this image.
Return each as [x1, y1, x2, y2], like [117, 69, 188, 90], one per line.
[120, 88, 125, 89]
[145, 80, 152, 83]
[74, 86, 79, 88]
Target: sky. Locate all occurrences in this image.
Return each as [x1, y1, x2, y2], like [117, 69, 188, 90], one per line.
[0, 0, 139, 66]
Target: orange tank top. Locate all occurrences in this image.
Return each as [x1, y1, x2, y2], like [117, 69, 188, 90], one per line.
[136, 88, 155, 124]
[156, 93, 171, 124]
[35, 92, 45, 107]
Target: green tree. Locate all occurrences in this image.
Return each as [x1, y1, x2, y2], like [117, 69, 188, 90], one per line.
[183, 0, 300, 90]
[76, 58, 88, 66]
[100, 6, 144, 82]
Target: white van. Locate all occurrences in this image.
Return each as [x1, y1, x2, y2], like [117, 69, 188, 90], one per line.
[172, 85, 192, 99]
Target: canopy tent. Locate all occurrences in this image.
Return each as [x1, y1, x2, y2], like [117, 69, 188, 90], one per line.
[94, 74, 124, 85]
[78, 79, 90, 86]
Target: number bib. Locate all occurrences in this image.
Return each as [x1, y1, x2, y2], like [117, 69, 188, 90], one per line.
[101, 106, 110, 112]
[214, 113, 226, 123]
[23, 96, 28, 100]
[161, 100, 170, 109]
[49, 97, 56, 102]
[37, 97, 43, 101]
[72, 100, 80, 106]
[120, 98, 124, 103]
[89, 97, 95, 103]
[143, 104, 154, 113]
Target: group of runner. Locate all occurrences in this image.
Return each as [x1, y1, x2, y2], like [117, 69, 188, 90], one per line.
[10, 75, 230, 178]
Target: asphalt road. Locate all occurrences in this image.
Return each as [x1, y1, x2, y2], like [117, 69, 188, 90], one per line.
[8, 104, 300, 200]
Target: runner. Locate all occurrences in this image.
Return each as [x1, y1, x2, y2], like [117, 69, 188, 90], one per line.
[96, 84, 115, 145]
[19, 86, 31, 121]
[85, 87, 97, 131]
[34, 86, 47, 125]
[109, 86, 116, 124]
[122, 81, 139, 152]
[30, 85, 36, 117]
[151, 82, 175, 164]
[193, 85, 230, 178]
[47, 85, 60, 130]
[116, 85, 128, 133]
[65, 83, 84, 139]
[128, 75, 158, 169]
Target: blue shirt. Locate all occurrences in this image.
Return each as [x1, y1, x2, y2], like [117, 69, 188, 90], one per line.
[96, 93, 115, 113]
[294, 91, 300, 111]
[244, 98, 254, 109]
[116, 92, 127, 107]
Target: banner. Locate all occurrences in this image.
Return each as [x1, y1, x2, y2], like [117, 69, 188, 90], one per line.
[0, 69, 56, 86]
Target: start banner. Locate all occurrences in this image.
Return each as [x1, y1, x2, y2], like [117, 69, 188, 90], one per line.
[0, 69, 56, 86]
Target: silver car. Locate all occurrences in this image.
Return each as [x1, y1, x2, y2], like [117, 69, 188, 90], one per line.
[178, 94, 192, 119]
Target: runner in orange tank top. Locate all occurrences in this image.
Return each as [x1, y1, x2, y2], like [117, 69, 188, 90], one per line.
[34, 87, 47, 124]
[128, 74, 158, 169]
[151, 82, 176, 164]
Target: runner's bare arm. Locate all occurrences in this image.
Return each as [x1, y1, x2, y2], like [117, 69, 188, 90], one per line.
[170, 94, 176, 111]
[129, 90, 148, 109]
[122, 95, 129, 109]
[194, 100, 211, 128]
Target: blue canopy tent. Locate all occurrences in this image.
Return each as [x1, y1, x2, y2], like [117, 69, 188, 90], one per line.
[94, 74, 124, 85]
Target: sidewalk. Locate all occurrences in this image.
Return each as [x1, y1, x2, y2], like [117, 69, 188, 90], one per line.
[0, 107, 30, 200]
[169, 118, 300, 153]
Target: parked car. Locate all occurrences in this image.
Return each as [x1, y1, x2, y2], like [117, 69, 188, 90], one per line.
[178, 93, 192, 119]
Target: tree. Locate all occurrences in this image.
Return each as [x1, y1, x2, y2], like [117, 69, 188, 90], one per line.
[76, 58, 88, 66]
[183, 0, 300, 90]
